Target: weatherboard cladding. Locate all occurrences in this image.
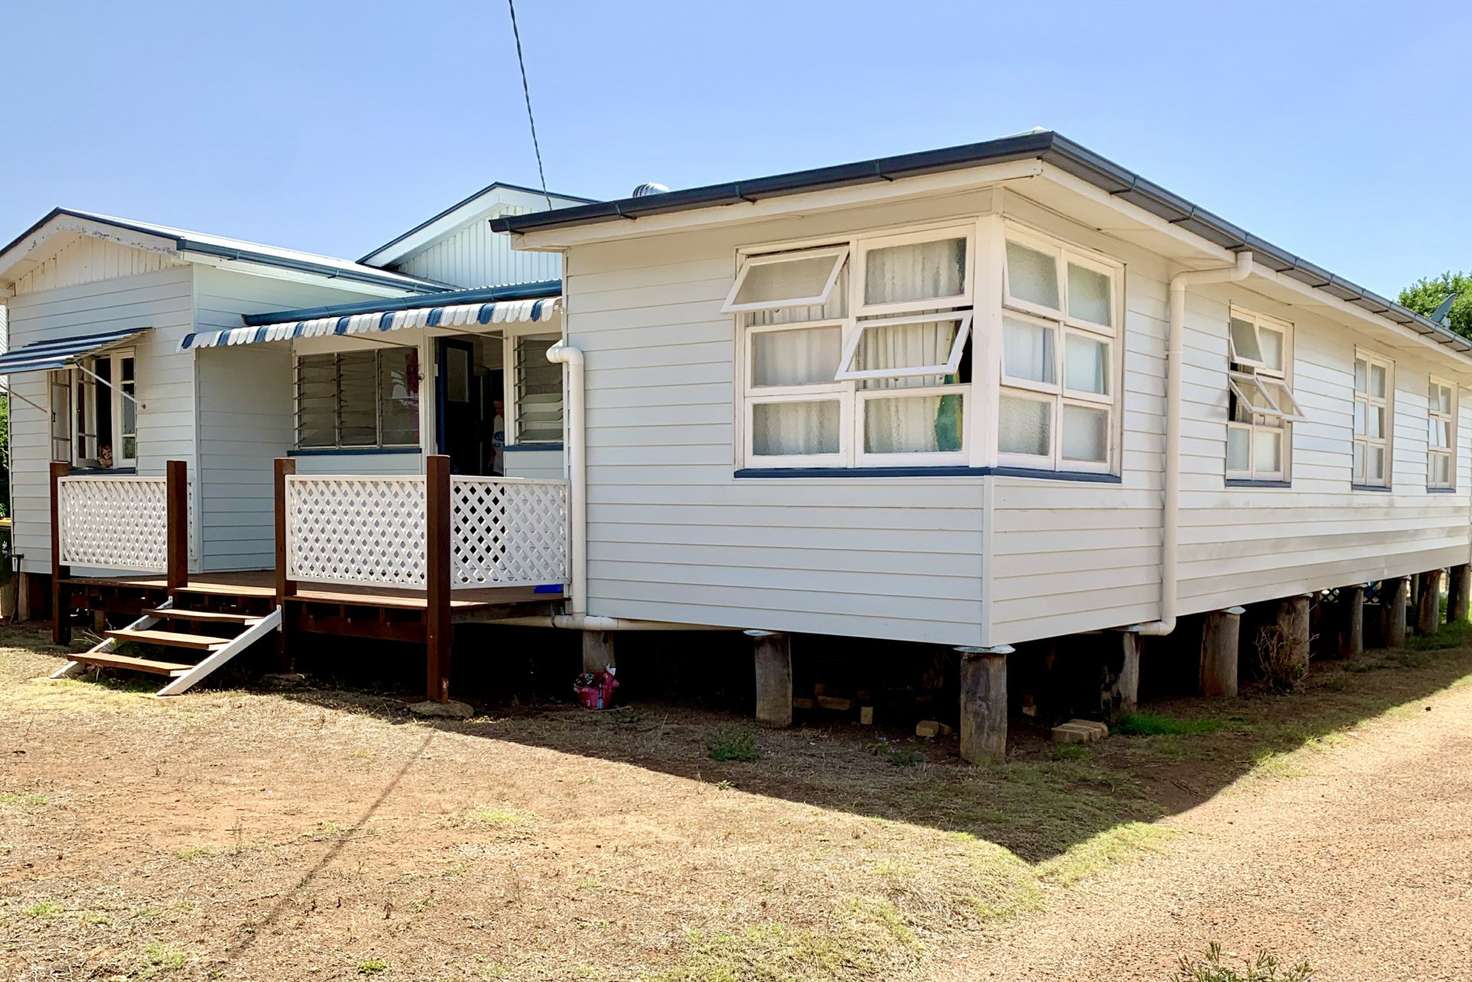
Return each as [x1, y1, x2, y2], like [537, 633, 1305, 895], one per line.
[491, 131, 1465, 354]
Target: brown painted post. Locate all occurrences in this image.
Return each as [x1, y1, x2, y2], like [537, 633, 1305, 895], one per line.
[1417, 569, 1444, 636]
[1448, 564, 1471, 624]
[959, 647, 1008, 764]
[1338, 585, 1364, 658]
[273, 458, 297, 668]
[165, 460, 189, 591]
[1200, 606, 1243, 698]
[1386, 576, 1410, 648]
[49, 461, 71, 645]
[425, 455, 453, 703]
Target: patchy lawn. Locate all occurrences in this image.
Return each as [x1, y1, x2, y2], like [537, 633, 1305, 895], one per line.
[2, 623, 1471, 980]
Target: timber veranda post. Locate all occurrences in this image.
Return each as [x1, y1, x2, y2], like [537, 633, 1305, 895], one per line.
[165, 460, 190, 592]
[425, 455, 453, 703]
[273, 458, 297, 668]
[49, 461, 71, 646]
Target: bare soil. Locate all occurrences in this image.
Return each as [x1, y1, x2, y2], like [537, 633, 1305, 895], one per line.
[2, 625, 1470, 981]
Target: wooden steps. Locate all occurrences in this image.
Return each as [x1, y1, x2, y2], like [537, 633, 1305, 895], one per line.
[146, 608, 260, 625]
[68, 651, 193, 676]
[105, 628, 228, 652]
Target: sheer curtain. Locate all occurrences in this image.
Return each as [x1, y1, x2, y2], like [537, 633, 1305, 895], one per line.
[857, 320, 961, 453]
[750, 324, 842, 456]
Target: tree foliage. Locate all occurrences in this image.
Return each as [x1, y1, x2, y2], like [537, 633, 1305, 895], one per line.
[1399, 271, 1472, 339]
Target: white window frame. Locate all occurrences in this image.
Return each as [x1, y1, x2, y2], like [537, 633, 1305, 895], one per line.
[1428, 375, 1456, 490]
[505, 329, 564, 446]
[997, 224, 1122, 474]
[720, 245, 849, 314]
[1352, 349, 1394, 488]
[293, 348, 420, 451]
[1225, 308, 1299, 483]
[834, 312, 972, 382]
[66, 348, 137, 469]
[854, 384, 968, 468]
[852, 225, 975, 318]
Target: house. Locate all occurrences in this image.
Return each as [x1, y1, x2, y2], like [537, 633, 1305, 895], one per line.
[2, 132, 1467, 762]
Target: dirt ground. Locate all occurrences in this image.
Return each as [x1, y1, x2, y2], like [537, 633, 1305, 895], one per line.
[2, 625, 1471, 981]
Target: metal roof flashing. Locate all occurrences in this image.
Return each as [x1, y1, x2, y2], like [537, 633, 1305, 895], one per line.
[490, 132, 1465, 355]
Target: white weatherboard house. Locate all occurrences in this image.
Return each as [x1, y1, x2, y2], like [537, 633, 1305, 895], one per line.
[2, 132, 1468, 759]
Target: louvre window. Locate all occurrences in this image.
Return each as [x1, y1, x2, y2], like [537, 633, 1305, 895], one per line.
[295, 349, 420, 450]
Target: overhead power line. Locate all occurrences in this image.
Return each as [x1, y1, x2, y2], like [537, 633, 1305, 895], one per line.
[506, 0, 552, 210]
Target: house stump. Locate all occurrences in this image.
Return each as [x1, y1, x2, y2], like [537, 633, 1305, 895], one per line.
[1114, 632, 1140, 713]
[1200, 606, 1243, 698]
[582, 631, 616, 674]
[959, 647, 1008, 764]
[1383, 576, 1409, 648]
[1338, 585, 1364, 658]
[1417, 569, 1444, 636]
[749, 631, 792, 728]
[1449, 564, 1471, 625]
[1276, 595, 1311, 677]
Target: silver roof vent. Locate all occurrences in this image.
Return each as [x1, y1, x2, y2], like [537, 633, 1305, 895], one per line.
[632, 182, 670, 197]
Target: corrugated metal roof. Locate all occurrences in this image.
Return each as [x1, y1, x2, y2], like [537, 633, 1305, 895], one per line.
[0, 326, 148, 375]
[490, 131, 1469, 354]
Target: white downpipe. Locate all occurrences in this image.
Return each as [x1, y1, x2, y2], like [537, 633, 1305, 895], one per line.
[1134, 251, 1254, 637]
[546, 340, 587, 615]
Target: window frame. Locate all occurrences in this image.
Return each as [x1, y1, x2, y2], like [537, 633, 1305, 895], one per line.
[1225, 308, 1297, 484]
[65, 348, 137, 470]
[997, 224, 1122, 475]
[852, 224, 976, 318]
[293, 348, 421, 451]
[1428, 375, 1456, 490]
[720, 245, 849, 314]
[834, 312, 972, 382]
[507, 330, 565, 446]
[1352, 348, 1394, 488]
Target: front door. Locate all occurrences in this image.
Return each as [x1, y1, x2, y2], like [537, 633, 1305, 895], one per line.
[436, 339, 481, 474]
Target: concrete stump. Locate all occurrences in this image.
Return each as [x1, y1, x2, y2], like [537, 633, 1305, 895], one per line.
[1338, 586, 1364, 658]
[959, 649, 1008, 764]
[1114, 633, 1140, 713]
[1417, 569, 1444, 636]
[1385, 577, 1409, 648]
[750, 631, 792, 728]
[1277, 595, 1311, 676]
[1200, 607, 1242, 698]
[1449, 564, 1471, 624]
[581, 631, 615, 674]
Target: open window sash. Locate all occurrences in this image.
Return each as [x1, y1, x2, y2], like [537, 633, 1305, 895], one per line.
[721, 246, 849, 314]
[1228, 370, 1302, 421]
[1257, 377, 1305, 420]
[833, 313, 972, 382]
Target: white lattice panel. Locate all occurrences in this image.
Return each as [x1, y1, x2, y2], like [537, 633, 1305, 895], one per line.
[57, 477, 168, 572]
[285, 476, 427, 589]
[451, 478, 569, 588]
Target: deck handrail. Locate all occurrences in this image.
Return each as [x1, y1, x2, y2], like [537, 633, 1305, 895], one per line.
[55, 472, 196, 574]
[282, 472, 570, 592]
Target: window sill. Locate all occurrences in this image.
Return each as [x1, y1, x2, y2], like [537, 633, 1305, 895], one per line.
[504, 443, 564, 452]
[1350, 483, 1393, 493]
[1427, 486, 1459, 494]
[733, 465, 1121, 483]
[1225, 479, 1291, 489]
[289, 447, 422, 457]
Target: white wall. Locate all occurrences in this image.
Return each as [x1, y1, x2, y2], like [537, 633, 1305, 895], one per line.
[389, 189, 575, 288]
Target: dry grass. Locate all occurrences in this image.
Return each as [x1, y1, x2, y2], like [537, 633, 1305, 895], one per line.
[0, 622, 1468, 980]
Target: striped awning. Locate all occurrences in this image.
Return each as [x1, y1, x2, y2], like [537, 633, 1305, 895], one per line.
[178, 296, 560, 351]
[0, 326, 149, 375]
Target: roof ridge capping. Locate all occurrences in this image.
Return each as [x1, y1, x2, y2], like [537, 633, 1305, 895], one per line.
[490, 132, 1469, 354]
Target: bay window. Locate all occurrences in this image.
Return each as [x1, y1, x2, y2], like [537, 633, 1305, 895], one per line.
[295, 348, 419, 450]
[1225, 308, 1302, 483]
[1428, 376, 1455, 490]
[49, 349, 137, 469]
[729, 219, 1122, 473]
[1352, 350, 1392, 487]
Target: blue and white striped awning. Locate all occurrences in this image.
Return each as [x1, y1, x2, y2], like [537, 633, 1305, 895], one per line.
[178, 296, 560, 351]
[0, 326, 149, 375]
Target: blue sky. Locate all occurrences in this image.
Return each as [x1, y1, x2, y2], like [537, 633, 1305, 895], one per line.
[3, 0, 1466, 296]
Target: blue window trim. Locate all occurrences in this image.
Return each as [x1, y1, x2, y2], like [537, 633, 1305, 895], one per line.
[1350, 483, 1393, 493]
[1225, 479, 1292, 489]
[734, 465, 1121, 483]
[289, 446, 422, 457]
[1427, 486, 1459, 494]
[504, 443, 564, 452]
[68, 466, 137, 476]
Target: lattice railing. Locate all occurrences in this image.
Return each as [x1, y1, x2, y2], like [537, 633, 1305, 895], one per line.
[283, 474, 570, 591]
[451, 477, 569, 588]
[57, 476, 168, 572]
[285, 476, 427, 590]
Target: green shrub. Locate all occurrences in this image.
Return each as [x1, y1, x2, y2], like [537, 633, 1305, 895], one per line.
[1172, 942, 1312, 981]
[706, 725, 759, 762]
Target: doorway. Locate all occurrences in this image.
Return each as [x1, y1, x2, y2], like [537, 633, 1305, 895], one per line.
[436, 338, 481, 474]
